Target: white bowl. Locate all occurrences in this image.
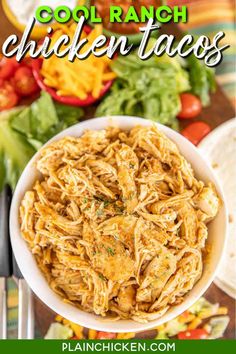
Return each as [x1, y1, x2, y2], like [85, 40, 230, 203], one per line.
[10, 116, 228, 333]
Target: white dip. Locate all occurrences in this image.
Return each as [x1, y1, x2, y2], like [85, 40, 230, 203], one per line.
[199, 119, 236, 298]
[7, 0, 77, 25]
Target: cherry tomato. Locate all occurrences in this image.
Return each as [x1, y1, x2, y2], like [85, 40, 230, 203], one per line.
[0, 82, 19, 111]
[178, 93, 202, 119]
[13, 66, 39, 97]
[181, 122, 211, 146]
[178, 328, 208, 340]
[21, 57, 34, 69]
[0, 57, 19, 80]
[96, 331, 117, 339]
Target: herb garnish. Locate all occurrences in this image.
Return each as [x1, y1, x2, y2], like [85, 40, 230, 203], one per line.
[98, 274, 106, 281]
[107, 247, 115, 256]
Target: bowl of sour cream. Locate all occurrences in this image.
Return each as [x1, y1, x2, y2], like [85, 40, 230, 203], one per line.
[2, 0, 78, 39]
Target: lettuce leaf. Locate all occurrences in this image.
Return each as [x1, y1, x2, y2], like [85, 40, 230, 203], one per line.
[164, 318, 187, 337]
[189, 297, 219, 316]
[0, 108, 35, 192]
[11, 92, 83, 149]
[186, 55, 216, 106]
[208, 316, 230, 339]
[44, 323, 73, 340]
[96, 52, 191, 130]
[97, 46, 215, 126]
[0, 93, 83, 192]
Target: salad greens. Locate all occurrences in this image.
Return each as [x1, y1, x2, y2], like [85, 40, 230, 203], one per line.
[161, 318, 187, 337]
[186, 54, 216, 106]
[0, 92, 83, 192]
[96, 45, 215, 129]
[154, 297, 229, 340]
[189, 297, 219, 316]
[208, 316, 230, 339]
[0, 108, 35, 192]
[44, 323, 73, 340]
[11, 92, 83, 150]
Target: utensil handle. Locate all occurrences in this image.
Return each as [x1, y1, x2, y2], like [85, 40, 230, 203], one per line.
[18, 279, 35, 339]
[0, 188, 12, 277]
[12, 255, 23, 279]
[0, 278, 7, 339]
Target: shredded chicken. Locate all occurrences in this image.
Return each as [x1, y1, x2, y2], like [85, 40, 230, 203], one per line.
[19, 125, 220, 323]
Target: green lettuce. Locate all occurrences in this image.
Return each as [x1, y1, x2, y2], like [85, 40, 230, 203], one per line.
[0, 92, 83, 192]
[44, 323, 73, 340]
[0, 108, 35, 192]
[186, 55, 216, 106]
[164, 318, 187, 337]
[208, 316, 230, 339]
[96, 44, 215, 128]
[189, 297, 218, 316]
[96, 52, 190, 130]
[11, 92, 83, 149]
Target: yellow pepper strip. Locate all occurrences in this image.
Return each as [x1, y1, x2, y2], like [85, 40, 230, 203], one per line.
[117, 333, 136, 339]
[62, 319, 84, 339]
[203, 324, 211, 333]
[217, 307, 228, 315]
[178, 313, 196, 324]
[55, 315, 63, 323]
[188, 317, 202, 330]
[155, 324, 166, 332]
[198, 309, 217, 319]
[88, 329, 97, 339]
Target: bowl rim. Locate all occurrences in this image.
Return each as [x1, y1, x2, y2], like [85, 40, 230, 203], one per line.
[10, 116, 228, 332]
[1, 0, 58, 39]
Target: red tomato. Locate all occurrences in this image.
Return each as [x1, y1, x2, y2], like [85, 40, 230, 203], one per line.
[181, 122, 211, 146]
[13, 66, 39, 97]
[178, 93, 202, 119]
[178, 329, 208, 340]
[21, 57, 34, 69]
[0, 58, 19, 80]
[0, 82, 19, 111]
[96, 331, 117, 339]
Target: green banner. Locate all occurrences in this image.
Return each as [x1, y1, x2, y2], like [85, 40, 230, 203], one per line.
[0, 340, 236, 354]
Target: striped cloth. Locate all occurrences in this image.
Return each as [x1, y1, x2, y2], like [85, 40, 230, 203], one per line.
[7, 0, 236, 338]
[170, 0, 236, 107]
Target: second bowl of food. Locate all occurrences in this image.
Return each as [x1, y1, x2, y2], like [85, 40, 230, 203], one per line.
[10, 116, 228, 332]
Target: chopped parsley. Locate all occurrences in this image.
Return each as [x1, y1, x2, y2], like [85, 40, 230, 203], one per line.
[103, 200, 110, 207]
[107, 247, 115, 256]
[98, 273, 106, 281]
[114, 205, 124, 214]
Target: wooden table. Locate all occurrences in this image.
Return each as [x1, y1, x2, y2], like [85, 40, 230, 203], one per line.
[0, 1, 235, 339]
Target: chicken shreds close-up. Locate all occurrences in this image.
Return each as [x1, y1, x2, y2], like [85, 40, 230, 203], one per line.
[19, 125, 220, 323]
